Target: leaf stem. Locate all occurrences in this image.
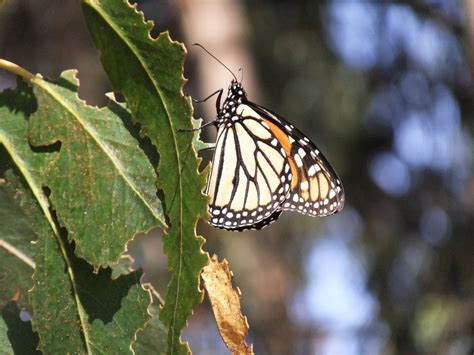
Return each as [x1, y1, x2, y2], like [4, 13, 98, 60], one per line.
[0, 239, 36, 269]
[0, 59, 36, 81]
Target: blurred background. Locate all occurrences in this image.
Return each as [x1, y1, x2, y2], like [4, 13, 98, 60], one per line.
[1, 0, 473, 354]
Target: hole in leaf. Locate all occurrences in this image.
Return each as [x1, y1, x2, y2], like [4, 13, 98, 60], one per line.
[30, 140, 61, 153]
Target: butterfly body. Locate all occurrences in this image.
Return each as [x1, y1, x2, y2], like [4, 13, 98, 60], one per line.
[205, 79, 344, 231]
[215, 81, 247, 126]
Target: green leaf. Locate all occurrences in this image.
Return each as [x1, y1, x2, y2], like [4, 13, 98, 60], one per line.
[0, 77, 50, 221]
[110, 254, 134, 279]
[30, 230, 150, 354]
[0, 77, 152, 353]
[192, 118, 215, 153]
[0, 175, 35, 310]
[28, 70, 165, 269]
[0, 78, 44, 310]
[134, 297, 168, 355]
[82, 1, 209, 352]
[0, 317, 13, 354]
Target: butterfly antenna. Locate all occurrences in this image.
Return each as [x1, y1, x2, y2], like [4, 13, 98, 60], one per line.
[238, 68, 244, 82]
[193, 43, 237, 81]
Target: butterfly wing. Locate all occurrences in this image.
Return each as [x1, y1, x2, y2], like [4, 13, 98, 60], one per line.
[246, 101, 345, 217]
[206, 116, 292, 231]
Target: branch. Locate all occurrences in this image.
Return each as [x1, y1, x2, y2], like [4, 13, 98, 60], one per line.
[0, 59, 36, 81]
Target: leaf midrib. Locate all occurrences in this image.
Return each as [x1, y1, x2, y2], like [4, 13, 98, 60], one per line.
[0, 123, 93, 354]
[84, 2, 185, 349]
[32, 77, 166, 229]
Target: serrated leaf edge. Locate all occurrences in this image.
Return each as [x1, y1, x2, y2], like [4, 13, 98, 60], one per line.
[0, 74, 95, 354]
[81, 1, 210, 352]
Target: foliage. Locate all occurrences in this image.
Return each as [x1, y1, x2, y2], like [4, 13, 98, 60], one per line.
[81, 0, 209, 352]
[0, 0, 248, 353]
[0, 69, 152, 353]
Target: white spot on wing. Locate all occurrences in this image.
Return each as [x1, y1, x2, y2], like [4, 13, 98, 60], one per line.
[295, 154, 303, 167]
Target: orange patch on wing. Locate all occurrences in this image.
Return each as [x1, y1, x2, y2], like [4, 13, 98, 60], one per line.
[301, 189, 310, 200]
[262, 118, 291, 155]
[310, 176, 319, 200]
[300, 176, 310, 201]
[262, 117, 299, 188]
[318, 172, 329, 199]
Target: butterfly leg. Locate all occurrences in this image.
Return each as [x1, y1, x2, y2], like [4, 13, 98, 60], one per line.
[193, 88, 223, 112]
[177, 119, 217, 132]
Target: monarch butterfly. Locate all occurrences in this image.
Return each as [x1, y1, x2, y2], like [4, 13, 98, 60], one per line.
[192, 44, 344, 231]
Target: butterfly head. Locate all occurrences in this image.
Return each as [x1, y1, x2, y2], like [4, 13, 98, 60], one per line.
[228, 80, 246, 100]
[217, 80, 247, 124]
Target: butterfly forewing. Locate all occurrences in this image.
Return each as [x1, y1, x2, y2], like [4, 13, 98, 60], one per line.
[206, 115, 292, 230]
[247, 102, 345, 217]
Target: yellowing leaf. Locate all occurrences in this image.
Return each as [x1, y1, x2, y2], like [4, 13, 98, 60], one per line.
[202, 256, 254, 355]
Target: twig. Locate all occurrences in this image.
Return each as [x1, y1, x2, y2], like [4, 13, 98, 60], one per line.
[0, 59, 36, 81]
[0, 239, 36, 269]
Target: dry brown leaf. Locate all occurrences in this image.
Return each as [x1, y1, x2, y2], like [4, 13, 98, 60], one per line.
[202, 255, 254, 355]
